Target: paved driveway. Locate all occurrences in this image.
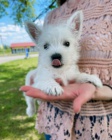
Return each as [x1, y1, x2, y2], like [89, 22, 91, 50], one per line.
[0, 54, 38, 64]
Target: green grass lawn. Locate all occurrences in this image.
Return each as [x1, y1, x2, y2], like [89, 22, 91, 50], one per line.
[0, 58, 45, 140]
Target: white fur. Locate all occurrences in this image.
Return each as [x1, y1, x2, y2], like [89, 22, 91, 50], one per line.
[24, 11, 102, 117]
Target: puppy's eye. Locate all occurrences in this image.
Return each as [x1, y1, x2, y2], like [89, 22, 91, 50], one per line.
[63, 41, 70, 47]
[44, 43, 49, 50]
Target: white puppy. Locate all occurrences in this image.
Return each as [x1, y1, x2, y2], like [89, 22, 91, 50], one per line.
[24, 11, 102, 117]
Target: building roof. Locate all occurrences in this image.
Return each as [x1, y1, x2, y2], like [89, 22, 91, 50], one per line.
[10, 42, 35, 48]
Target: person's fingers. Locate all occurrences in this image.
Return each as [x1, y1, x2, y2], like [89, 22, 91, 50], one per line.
[26, 89, 48, 99]
[20, 86, 65, 101]
[73, 93, 93, 113]
[73, 91, 92, 113]
[20, 86, 45, 98]
[20, 86, 32, 92]
[55, 79, 76, 86]
[68, 80, 76, 84]
[55, 78, 64, 86]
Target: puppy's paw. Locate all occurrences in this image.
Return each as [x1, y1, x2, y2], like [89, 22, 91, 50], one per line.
[76, 73, 102, 87]
[88, 75, 102, 87]
[34, 82, 63, 96]
[26, 106, 36, 117]
[45, 84, 64, 96]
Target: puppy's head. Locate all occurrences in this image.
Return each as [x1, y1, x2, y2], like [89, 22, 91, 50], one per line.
[25, 11, 83, 69]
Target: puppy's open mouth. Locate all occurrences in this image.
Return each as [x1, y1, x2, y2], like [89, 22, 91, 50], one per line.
[52, 59, 63, 68]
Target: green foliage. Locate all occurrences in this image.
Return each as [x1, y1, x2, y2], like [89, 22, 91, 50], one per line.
[0, 47, 11, 56]
[0, 0, 57, 25]
[0, 0, 9, 17]
[3, 45, 9, 49]
[33, 0, 57, 21]
[0, 0, 36, 25]
[0, 58, 45, 140]
[12, 0, 37, 24]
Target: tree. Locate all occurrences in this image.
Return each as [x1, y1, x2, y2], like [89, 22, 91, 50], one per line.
[33, 0, 56, 22]
[0, 0, 57, 25]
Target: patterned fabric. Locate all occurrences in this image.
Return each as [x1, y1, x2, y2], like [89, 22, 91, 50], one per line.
[35, 0, 112, 139]
[36, 102, 75, 140]
[36, 101, 112, 140]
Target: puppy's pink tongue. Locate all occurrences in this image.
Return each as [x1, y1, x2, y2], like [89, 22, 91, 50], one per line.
[52, 59, 61, 66]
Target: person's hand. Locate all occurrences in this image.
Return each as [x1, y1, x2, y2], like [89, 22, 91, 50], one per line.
[20, 82, 96, 113]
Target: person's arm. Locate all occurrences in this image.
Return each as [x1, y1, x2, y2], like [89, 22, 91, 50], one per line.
[20, 82, 112, 112]
[93, 85, 112, 100]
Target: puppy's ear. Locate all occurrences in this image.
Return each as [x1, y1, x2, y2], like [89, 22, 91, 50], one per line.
[67, 11, 83, 39]
[24, 21, 41, 44]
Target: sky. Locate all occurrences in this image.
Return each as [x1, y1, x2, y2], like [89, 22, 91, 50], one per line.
[0, 18, 44, 46]
[0, 0, 53, 46]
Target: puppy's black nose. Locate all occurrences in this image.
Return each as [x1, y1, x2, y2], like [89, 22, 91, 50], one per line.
[51, 53, 62, 60]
